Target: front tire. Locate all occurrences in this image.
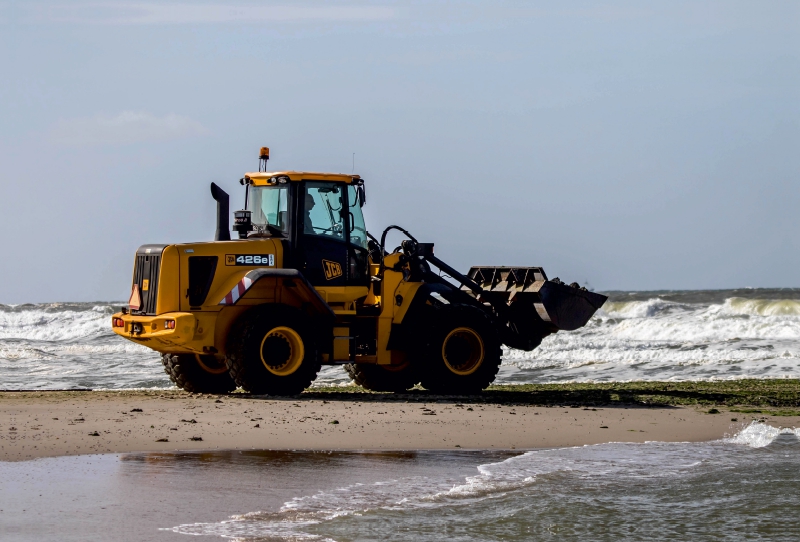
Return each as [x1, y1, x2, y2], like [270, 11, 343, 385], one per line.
[416, 304, 502, 394]
[225, 305, 321, 395]
[161, 353, 236, 394]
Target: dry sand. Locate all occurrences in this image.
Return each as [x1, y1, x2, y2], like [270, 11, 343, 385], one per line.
[1, 390, 793, 462]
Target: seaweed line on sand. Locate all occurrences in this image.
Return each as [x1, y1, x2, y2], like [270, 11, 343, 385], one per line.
[2, 379, 800, 412]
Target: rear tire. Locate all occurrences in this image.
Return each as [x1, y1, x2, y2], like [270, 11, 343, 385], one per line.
[344, 362, 418, 392]
[161, 353, 236, 394]
[225, 305, 321, 395]
[416, 304, 502, 394]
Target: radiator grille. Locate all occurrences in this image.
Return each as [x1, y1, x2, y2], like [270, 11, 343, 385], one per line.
[131, 245, 166, 315]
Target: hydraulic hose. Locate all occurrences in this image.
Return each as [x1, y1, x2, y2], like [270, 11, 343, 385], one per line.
[377, 225, 418, 278]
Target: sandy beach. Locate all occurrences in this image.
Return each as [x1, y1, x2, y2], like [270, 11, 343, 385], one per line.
[2, 389, 792, 462]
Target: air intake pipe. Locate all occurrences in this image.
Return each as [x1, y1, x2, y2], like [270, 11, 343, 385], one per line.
[210, 182, 231, 241]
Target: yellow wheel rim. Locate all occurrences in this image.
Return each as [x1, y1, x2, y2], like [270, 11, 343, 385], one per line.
[195, 354, 228, 375]
[441, 327, 484, 376]
[260, 326, 305, 376]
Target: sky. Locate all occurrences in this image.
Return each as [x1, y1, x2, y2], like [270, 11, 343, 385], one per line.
[0, 0, 797, 303]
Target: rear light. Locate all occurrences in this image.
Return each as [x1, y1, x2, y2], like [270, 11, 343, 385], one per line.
[112, 318, 125, 328]
[164, 320, 176, 329]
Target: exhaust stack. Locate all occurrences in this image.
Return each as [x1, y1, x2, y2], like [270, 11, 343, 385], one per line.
[210, 182, 231, 241]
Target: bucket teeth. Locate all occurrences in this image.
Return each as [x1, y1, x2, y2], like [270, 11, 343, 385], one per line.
[464, 266, 549, 308]
[468, 266, 548, 293]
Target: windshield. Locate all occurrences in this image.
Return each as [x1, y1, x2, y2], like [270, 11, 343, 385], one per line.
[248, 185, 289, 235]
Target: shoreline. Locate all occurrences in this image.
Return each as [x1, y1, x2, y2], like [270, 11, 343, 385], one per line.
[4, 384, 800, 462]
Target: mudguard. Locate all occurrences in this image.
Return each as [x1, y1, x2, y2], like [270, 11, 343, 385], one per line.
[217, 268, 335, 320]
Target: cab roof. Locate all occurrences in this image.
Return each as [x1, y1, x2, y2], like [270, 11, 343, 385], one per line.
[244, 171, 361, 186]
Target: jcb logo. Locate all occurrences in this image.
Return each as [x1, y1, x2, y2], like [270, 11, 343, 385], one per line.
[225, 255, 236, 265]
[323, 260, 343, 280]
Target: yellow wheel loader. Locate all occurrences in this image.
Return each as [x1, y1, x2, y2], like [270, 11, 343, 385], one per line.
[111, 148, 606, 395]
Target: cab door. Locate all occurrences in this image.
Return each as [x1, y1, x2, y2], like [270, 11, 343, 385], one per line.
[345, 183, 370, 287]
[298, 181, 349, 286]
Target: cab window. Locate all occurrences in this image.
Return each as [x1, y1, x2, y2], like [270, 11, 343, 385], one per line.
[248, 185, 289, 235]
[303, 182, 345, 240]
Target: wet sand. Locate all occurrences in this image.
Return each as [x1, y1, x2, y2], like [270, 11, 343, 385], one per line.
[1, 449, 510, 542]
[2, 390, 788, 461]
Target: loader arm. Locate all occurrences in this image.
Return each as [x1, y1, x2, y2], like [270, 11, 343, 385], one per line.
[384, 238, 607, 352]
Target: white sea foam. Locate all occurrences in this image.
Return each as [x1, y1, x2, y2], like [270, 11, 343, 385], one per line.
[500, 295, 800, 382]
[0, 343, 149, 360]
[598, 299, 800, 342]
[0, 307, 114, 342]
[603, 297, 800, 319]
[724, 421, 800, 448]
[0, 346, 57, 360]
[0, 303, 164, 388]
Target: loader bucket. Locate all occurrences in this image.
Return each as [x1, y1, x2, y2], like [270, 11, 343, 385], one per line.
[464, 266, 607, 350]
[535, 280, 607, 330]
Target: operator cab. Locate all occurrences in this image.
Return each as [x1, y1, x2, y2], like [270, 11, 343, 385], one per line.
[233, 149, 370, 288]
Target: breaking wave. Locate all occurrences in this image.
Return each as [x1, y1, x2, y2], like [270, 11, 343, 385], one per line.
[1, 288, 799, 389]
[500, 289, 800, 383]
[0, 303, 161, 389]
[724, 420, 800, 448]
[0, 304, 114, 342]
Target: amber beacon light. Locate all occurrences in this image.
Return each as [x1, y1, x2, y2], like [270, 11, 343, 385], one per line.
[258, 147, 270, 171]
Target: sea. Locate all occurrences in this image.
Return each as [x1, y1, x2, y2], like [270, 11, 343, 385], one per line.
[2, 289, 800, 541]
[1, 288, 798, 390]
[3, 422, 800, 541]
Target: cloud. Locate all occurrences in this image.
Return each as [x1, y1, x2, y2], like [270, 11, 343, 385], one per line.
[27, 3, 397, 25]
[48, 111, 210, 146]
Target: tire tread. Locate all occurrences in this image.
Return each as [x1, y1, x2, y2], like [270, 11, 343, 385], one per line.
[161, 353, 236, 394]
[417, 303, 502, 394]
[224, 306, 321, 395]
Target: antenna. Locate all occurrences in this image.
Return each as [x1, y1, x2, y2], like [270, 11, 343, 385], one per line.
[352, 152, 355, 174]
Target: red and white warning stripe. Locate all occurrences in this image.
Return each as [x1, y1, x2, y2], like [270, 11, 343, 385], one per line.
[219, 276, 253, 305]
